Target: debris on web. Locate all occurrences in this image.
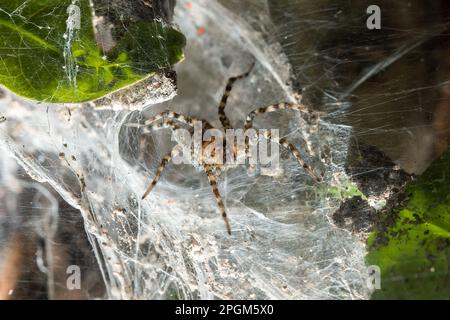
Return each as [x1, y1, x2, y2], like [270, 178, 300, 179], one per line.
[0, 0, 371, 299]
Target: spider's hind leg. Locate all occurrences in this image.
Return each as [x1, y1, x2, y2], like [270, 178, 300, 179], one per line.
[218, 62, 255, 130]
[203, 165, 232, 235]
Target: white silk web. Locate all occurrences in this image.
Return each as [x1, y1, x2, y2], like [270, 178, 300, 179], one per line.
[0, 0, 370, 299]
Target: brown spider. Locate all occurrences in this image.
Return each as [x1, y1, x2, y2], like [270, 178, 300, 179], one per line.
[131, 63, 322, 235]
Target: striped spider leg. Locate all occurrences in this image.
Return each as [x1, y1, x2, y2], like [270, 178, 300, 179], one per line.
[242, 102, 323, 182]
[216, 63, 322, 182]
[133, 62, 322, 235]
[218, 62, 255, 130]
[132, 111, 233, 234]
[203, 164, 231, 235]
[132, 65, 256, 235]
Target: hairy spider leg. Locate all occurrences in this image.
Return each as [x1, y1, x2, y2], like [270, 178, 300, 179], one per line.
[203, 165, 232, 235]
[142, 118, 181, 131]
[144, 110, 197, 127]
[263, 131, 322, 182]
[138, 116, 230, 234]
[218, 62, 255, 130]
[243, 102, 312, 131]
[137, 110, 217, 201]
[139, 118, 186, 201]
[128, 110, 215, 132]
[138, 118, 180, 169]
[142, 154, 233, 234]
[142, 152, 173, 200]
[243, 102, 322, 182]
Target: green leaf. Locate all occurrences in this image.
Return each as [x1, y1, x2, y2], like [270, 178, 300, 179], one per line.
[367, 149, 450, 299]
[0, 0, 185, 103]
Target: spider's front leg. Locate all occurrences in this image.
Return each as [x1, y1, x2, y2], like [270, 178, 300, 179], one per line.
[218, 62, 255, 130]
[126, 110, 198, 129]
[263, 131, 322, 182]
[243, 102, 315, 131]
[243, 102, 323, 182]
[127, 110, 215, 135]
[142, 158, 232, 234]
[133, 117, 182, 200]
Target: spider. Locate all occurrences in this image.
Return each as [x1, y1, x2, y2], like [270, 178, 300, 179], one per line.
[130, 63, 323, 235]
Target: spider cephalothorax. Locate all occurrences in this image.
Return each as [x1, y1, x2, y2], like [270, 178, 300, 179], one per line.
[129, 63, 322, 235]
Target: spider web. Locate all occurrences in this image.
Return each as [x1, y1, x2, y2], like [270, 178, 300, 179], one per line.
[0, 0, 371, 299]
